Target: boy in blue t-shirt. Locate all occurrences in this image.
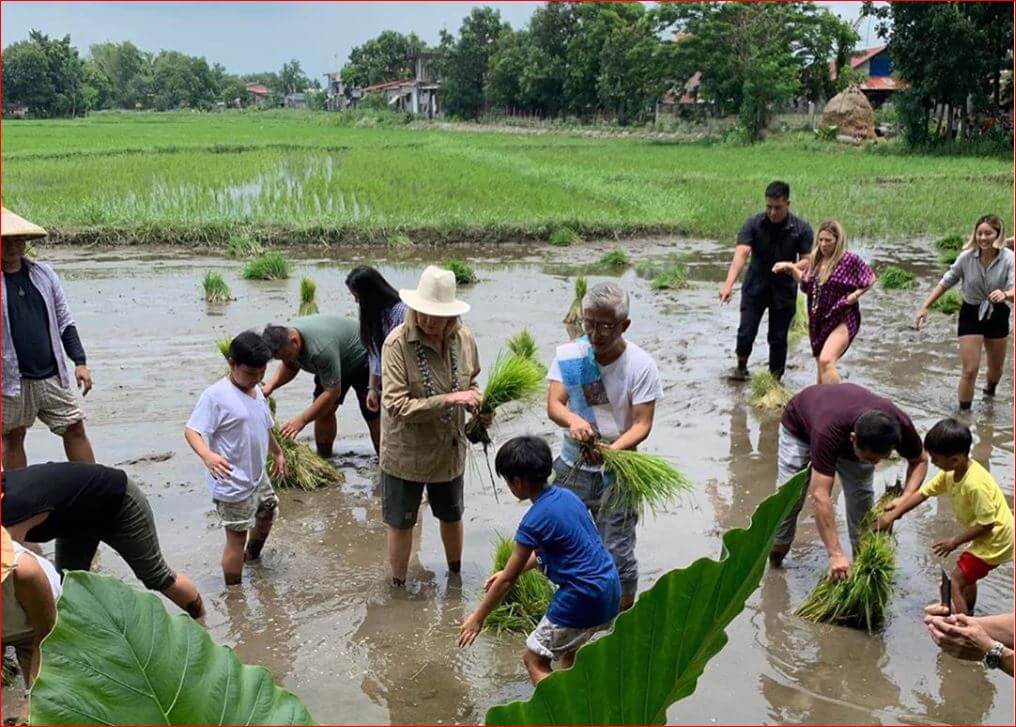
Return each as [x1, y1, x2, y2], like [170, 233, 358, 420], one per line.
[458, 436, 620, 684]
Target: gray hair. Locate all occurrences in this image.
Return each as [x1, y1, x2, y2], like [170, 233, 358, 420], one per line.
[582, 282, 629, 320]
[261, 325, 292, 354]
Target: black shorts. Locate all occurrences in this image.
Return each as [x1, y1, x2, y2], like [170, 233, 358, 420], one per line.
[312, 361, 379, 422]
[957, 302, 1010, 339]
[380, 472, 465, 529]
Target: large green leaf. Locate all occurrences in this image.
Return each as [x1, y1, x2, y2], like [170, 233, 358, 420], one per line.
[485, 471, 806, 725]
[30, 572, 314, 725]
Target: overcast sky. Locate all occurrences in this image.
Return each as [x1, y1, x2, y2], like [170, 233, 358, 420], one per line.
[1, 1, 878, 80]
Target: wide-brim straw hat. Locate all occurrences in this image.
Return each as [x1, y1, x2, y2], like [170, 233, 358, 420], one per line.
[1, 527, 15, 583]
[399, 265, 470, 317]
[1, 207, 48, 240]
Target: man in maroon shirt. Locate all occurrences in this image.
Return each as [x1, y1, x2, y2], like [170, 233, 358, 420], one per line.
[770, 383, 928, 581]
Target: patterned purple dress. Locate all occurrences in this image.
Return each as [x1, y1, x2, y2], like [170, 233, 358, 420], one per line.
[799, 251, 876, 358]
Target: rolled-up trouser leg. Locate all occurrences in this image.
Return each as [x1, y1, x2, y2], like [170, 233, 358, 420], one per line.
[773, 425, 812, 548]
[836, 458, 875, 555]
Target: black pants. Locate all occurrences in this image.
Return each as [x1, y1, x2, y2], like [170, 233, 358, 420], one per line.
[736, 293, 796, 377]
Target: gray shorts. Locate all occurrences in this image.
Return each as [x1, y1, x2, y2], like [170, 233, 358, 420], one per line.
[2, 376, 84, 435]
[381, 472, 464, 529]
[774, 424, 875, 553]
[552, 457, 638, 597]
[55, 478, 176, 592]
[215, 476, 279, 532]
[525, 615, 614, 661]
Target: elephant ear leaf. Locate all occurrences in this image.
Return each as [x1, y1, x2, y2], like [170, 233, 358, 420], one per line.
[485, 471, 807, 726]
[30, 571, 314, 725]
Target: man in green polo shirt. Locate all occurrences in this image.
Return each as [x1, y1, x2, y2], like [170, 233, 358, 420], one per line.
[262, 315, 379, 457]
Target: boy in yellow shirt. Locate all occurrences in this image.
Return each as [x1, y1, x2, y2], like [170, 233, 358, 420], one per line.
[878, 418, 1013, 615]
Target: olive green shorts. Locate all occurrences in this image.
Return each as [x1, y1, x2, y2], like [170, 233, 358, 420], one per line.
[381, 472, 464, 529]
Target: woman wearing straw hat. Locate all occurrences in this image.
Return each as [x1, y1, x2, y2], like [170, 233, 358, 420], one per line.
[2, 526, 61, 721]
[379, 265, 484, 587]
[1, 208, 96, 470]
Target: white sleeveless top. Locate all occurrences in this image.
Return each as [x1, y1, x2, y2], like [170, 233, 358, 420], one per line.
[2, 543, 61, 644]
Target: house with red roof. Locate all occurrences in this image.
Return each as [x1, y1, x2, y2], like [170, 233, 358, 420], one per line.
[829, 46, 906, 108]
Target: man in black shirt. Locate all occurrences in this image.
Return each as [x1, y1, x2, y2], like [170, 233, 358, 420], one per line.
[718, 181, 813, 381]
[1, 208, 95, 470]
[2, 462, 205, 619]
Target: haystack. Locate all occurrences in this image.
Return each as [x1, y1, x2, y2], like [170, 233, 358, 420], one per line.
[822, 85, 876, 141]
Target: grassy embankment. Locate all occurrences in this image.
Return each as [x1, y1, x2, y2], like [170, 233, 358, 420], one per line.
[2, 110, 1011, 246]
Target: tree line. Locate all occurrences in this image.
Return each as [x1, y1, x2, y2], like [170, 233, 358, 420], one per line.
[1, 32, 321, 115]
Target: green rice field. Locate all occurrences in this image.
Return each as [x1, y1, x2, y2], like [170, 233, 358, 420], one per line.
[2, 110, 1012, 244]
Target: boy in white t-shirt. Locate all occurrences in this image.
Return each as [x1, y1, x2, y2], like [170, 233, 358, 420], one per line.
[546, 282, 663, 610]
[185, 331, 285, 585]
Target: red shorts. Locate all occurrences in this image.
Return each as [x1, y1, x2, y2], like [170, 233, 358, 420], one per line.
[957, 551, 996, 583]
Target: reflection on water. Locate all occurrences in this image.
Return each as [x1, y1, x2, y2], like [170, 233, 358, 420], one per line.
[7, 241, 1013, 725]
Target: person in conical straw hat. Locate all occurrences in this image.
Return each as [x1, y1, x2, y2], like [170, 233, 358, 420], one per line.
[2, 525, 61, 712]
[379, 265, 486, 587]
[2, 208, 96, 470]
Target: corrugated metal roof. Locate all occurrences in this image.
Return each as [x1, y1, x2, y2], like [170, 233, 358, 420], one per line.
[861, 76, 906, 91]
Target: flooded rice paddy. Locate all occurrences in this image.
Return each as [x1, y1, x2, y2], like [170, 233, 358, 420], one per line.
[7, 237, 1014, 724]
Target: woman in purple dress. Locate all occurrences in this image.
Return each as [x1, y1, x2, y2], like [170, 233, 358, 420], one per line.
[773, 220, 875, 384]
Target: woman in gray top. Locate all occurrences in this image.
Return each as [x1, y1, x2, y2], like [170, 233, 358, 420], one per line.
[916, 214, 1015, 410]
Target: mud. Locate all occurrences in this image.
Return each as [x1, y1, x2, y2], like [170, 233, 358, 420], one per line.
[5, 238, 1013, 724]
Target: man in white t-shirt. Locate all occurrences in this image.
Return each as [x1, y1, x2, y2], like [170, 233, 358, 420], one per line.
[185, 331, 286, 585]
[546, 282, 663, 610]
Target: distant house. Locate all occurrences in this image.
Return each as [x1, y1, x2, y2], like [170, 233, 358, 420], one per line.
[3, 103, 29, 119]
[323, 71, 348, 111]
[350, 51, 442, 118]
[830, 46, 905, 108]
[245, 82, 272, 108]
[283, 92, 307, 109]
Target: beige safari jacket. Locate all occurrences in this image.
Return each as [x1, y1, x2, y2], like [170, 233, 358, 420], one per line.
[379, 311, 481, 483]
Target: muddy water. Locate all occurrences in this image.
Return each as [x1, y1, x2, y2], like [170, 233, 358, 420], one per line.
[7, 239, 1013, 725]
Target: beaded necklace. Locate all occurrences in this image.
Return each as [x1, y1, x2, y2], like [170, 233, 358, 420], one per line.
[413, 336, 460, 425]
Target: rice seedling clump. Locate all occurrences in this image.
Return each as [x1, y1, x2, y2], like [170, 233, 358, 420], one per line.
[445, 259, 477, 285]
[549, 226, 579, 247]
[931, 289, 963, 315]
[935, 234, 964, 265]
[242, 251, 291, 280]
[506, 329, 540, 363]
[877, 265, 915, 290]
[226, 234, 264, 259]
[485, 534, 556, 635]
[202, 271, 232, 303]
[563, 276, 588, 334]
[572, 443, 691, 518]
[299, 277, 319, 315]
[598, 248, 630, 268]
[465, 351, 545, 447]
[749, 371, 792, 410]
[795, 484, 902, 632]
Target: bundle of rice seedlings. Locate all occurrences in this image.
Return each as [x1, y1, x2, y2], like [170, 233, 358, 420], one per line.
[795, 484, 902, 632]
[549, 226, 579, 247]
[465, 352, 545, 447]
[506, 329, 539, 362]
[445, 259, 477, 285]
[203, 271, 232, 303]
[485, 534, 556, 635]
[298, 277, 319, 315]
[563, 275, 587, 330]
[242, 251, 291, 280]
[598, 248, 630, 268]
[267, 429, 342, 491]
[877, 265, 915, 290]
[575, 443, 691, 518]
[935, 234, 964, 265]
[216, 337, 232, 359]
[931, 289, 963, 315]
[789, 293, 809, 344]
[749, 370, 792, 410]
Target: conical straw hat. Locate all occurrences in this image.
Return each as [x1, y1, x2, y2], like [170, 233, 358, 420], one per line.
[1, 207, 48, 240]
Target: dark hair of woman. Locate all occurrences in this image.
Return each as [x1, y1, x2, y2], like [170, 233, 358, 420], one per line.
[346, 266, 402, 357]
